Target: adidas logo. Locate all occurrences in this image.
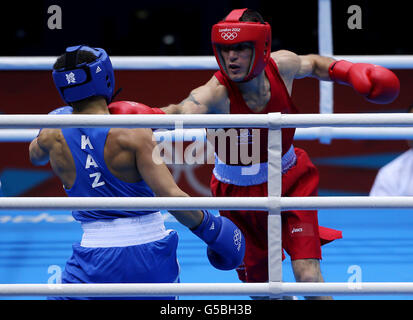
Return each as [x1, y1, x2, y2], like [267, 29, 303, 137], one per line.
[96, 66, 102, 73]
[209, 222, 215, 230]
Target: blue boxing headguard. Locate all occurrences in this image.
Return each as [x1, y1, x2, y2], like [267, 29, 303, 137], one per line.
[52, 45, 115, 104]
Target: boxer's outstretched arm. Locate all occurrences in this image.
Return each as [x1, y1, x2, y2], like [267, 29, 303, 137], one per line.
[132, 128, 203, 228]
[273, 49, 399, 104]
[29, 107, 73, 166]
[133, 128, 245, 270]
[272, 50, 334, 82]
[297, 54, 335, 80]
[160, 76, 228, 114]
[29, 131, 50, 166]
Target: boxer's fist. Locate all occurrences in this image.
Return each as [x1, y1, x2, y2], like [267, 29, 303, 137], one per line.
[37, 106, 73, 136]
[48, 106, 73, 115]
[108, 101, 165, 114]
[191, 210, 245, 270]
[329, 60, 400, 104]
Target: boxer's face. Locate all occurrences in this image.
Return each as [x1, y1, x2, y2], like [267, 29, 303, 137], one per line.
[219, 42, 253, 82]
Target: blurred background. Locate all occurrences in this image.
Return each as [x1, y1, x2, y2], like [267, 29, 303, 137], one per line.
[1, 0, 411, 198]
[1, 0, 412, 56]
[0, 0, 412, 300]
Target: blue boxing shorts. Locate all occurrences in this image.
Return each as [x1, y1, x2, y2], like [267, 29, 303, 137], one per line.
[48, 213, 180, 300]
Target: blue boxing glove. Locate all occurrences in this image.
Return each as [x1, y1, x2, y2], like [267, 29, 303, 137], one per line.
[191, 210, 245, 270]
[38, 106, 73, 136]
[48, 106, 73, 115]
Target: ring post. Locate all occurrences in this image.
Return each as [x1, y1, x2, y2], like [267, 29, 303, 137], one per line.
[267, 112, 283, 298]
[318, 0, 334, 144]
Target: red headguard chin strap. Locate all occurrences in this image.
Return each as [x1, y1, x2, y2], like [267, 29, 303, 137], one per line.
[211, 8, 272, 82]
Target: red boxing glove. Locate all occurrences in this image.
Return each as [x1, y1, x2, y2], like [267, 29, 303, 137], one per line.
[329, 60, 400, 104]
[108, 101, 165, 114]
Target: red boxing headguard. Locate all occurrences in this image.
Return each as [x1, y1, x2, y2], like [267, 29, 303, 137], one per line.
[211, 8, 272, 81]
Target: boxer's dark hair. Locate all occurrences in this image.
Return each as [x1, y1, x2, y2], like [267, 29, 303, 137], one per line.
[239, 9, 265, 24]
[53, 50, 98, 70]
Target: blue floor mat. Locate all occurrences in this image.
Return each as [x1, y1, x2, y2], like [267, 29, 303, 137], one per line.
[0, 208, 412, 300]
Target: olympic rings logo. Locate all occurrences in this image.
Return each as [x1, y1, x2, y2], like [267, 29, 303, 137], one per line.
[221, 31, 238, 40]
[233, 229, 243, 251]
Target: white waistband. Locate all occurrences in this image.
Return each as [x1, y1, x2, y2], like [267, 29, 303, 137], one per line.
[213, 145, 297, 186]
[80, 212, 169, 248]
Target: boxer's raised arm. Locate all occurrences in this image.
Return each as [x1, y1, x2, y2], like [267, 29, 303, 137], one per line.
[29, 131, 51, 166]
[273, 49, 400, 104]
[131, 128, 245, 271]
[272, 50, 334, 81]
[161, 76, 229, 114]
[130, 128, 202, 228]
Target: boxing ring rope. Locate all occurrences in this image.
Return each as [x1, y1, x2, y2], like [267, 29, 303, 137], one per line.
[1, 55, 413, 70]
[5, 127, 413, 142]
[1, 113, 413, 128]
[2, 282, 413, 297]
[1, 196, 413, 211]
[1, 112, 413, 297]
[2, 114, 413, 143]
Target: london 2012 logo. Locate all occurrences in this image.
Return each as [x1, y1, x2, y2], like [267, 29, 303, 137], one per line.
[219, 28, 241, 40]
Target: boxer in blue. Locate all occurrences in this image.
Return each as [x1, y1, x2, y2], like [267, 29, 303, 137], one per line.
[29, 45, 245, 300]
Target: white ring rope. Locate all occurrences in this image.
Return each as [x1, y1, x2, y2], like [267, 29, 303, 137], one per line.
[1, 283, 413, 297]
[0, 196, 412, 211]
[0, 113, 412, 129]
[0, 56, 218, 70]
[4, 127, 413, 142]
[1, 55, 413, 70]
[2, 114, 413, 144]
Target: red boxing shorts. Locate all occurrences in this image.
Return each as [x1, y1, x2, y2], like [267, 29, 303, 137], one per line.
[210, 147, 342, 283]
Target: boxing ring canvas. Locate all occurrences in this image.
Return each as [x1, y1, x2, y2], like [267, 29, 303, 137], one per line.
[0, 200, 412, 299]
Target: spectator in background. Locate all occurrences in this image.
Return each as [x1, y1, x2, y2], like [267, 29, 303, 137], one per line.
[370, 104, 413, 196]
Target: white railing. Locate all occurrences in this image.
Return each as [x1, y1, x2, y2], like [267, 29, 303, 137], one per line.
[0, 113, 413, 129]
[1, 196, 413, 211]
[1, 283, 413, 297]
[5, 127, 413, 143]
[1, 55, 413, 70]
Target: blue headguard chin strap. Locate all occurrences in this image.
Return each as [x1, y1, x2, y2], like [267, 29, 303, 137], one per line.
[52, 45, 115, 104]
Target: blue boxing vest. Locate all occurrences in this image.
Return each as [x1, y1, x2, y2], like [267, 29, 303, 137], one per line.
[62, 127, 156, 222]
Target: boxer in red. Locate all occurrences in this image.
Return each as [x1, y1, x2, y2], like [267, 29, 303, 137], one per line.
[109, 9, 400, 299]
